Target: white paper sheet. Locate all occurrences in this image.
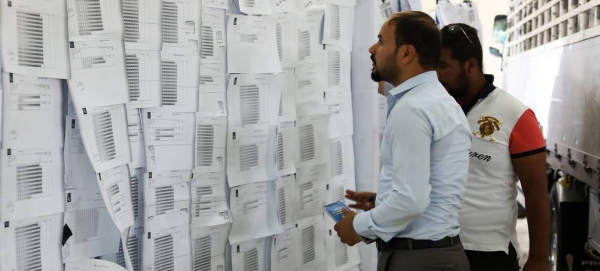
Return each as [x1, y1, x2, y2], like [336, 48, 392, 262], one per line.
[226, 126, 277, 187]
[66, 0, 124, 39]
[97, 165, 135, 233]
[328, 136, 354, 183]
[128, 168, 145, 223]
[142, 110, 195, 146]
[191, 172, 232, 227]
[274, 174, 299, 230]
[227, 74, 282, 129]
[66, 259, 128, 271]
[77, 104, 132, 173]
[323, 45, 351, 89]
[191, 224, 231, 271]
[199, 62, 226, 93]
[239, 0, 272, 14]
[68, 39, 129, 107]
[297, 11, 324, 64]
[1, 73, 64, 149]
[123, 0, 162, 50]
[296, 215, 327, 271]
[0, 213, 64, 271]
[0, 148, 65, 221]
[145, 144, 195, 171]
[271, 226, 300, 271]
[0, 0, 71, 79]
[435, 1, 483, 41]
[126, 107, 145, 172]
[272, 14, 299, 68]
[273, 0, 299, 13]
[324, 217, 360, 271]
[198, 91, 228, 117]
[160, 0, 201, 54]
[142, 222, 192, 271]
[276, 121, 299, 177]
[124, 50, 161, 108]
[229, 181, 283, 243]
[299, 0, 326, 11]
[64, 115, 98, 190]
[63, 188, 121, 262]
[296, 115, 330, 168]
[295, 62, 328, 116]
[278, 69, 298, 123]
[143, 170, 192, 223]
[231, 237, 269, 271]
[160, 52, 200, 112]
[200, 7, 227, 64]
[326, 0, 356, 7]
[295, 164, 328, 220]
[203, 0, 229, 10]
[194, 116, 227, 173]
[322, 3, 354, 52]
[123, 223, 144, 271]
[227, 15, 282, 74]
[326, 90, 353, 138]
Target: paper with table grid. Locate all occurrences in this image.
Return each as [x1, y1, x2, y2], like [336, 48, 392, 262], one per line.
[227, 73, 282, 130]
[190, 171, 232, 227]
[226, 126, 277, 187]
[227, 15, 282, 74]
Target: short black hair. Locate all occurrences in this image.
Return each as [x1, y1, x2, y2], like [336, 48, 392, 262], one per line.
[440, 23, 483, 71]
[388, 11, 441, 70]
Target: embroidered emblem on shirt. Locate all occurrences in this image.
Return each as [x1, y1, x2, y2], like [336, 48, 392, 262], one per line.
[473, 116, 502, 142]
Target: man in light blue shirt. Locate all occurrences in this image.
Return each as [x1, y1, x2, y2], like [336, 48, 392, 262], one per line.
[334, 11, 472, 271]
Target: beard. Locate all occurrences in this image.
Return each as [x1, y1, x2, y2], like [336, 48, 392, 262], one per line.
[443, 70, 470, 98]
[370, 54, 397, 83]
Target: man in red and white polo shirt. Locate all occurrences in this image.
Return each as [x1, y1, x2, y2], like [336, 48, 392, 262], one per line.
[437, 23, 550, 271]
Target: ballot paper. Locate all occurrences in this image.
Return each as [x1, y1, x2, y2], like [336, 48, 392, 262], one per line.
[324, 218, 360, 271]
[322, 3, 354, 52]
[68, 39, 129, 107]
[296, 115, 330, 168]
[141, 110, 195, 146]
[203, 0, 229, 10]
[0, 148, 65, 221]
[231, 237, 270, 271]
[297, 11, 325, 64]
[66, 0, 124, 39]
[295, 62, 328, 117]
[323, 45, 351, 89]
[143, 170, 192, 223]
[326, 90, 353, 138]
[77, 104, 132, 173]
[229, 181, 283, 243]
[295, 164, 328, 220]
[0, 0, 71, 79]
[122, 0, 162, 50]
[200, 7, 226, 64]
[299, 0, 327, 11]
[63, 187, 122, 262]
[191, 172, 231, 227]
[97, 165, 135, 233]
[273, 14, 299, 68]
[227, 74, 282, 129]
[1, 73, 64, 149]
[160, 52, 200, 112]
[126, 107, 145, 172]
[142, 222, 192, 271]
[329, 136, 354, 182]
[66, 259, 128, 271]
[191, 224, 231, 271]
[274, 174, 299, 229]
[0, 213, 63, 271]
[227, 15, 282, 74]
[239, 0, 272, 14]
[278, 69, 298, 123]
[124, 50, 161, 108]
[161, 0, 201, 54]
[194, 116, 227, 173]
[64, 115, 98, 190]
[276, 121, 299, 177]
[226, 126, 278, 187]
[145, 144, 195, 171]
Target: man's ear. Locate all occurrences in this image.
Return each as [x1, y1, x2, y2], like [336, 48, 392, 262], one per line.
[399, 45, 416, 64]
[465, 58, 479, 75]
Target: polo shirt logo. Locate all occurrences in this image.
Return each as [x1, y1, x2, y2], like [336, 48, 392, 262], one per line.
[469, 151, 492, 162]
[473, 116, 503, 142]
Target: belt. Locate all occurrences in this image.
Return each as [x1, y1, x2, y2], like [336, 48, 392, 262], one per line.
[376, 236, 461, 251]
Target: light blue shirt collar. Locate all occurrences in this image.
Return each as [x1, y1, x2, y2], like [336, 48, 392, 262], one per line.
[388, 71, 439, 97]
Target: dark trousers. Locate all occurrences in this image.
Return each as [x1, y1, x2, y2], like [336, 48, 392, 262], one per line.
[377, 243, 471, 271]
[465, 243, 520, 271]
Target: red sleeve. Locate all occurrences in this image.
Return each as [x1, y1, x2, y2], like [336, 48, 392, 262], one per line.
[509, 109, 546, 158]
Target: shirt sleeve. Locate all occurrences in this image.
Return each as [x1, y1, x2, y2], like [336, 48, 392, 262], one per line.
[353, 102, 432, 242]
[509, 109, 546, 159]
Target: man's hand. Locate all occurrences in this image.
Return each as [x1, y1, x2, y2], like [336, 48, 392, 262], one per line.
[345, 190, 377, 211]
[522, 258, 549, 271]
[333, 208, 361, 246]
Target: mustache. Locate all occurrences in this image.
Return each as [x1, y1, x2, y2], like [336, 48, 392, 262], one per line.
[370, 55, 375, 64]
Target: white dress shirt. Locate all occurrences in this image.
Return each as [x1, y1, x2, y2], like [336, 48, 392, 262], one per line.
[353, 71, 472, 242]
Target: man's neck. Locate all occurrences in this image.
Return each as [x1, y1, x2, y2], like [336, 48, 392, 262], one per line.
[456, 73, 488, 106]
[390, 68, 430, 87]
